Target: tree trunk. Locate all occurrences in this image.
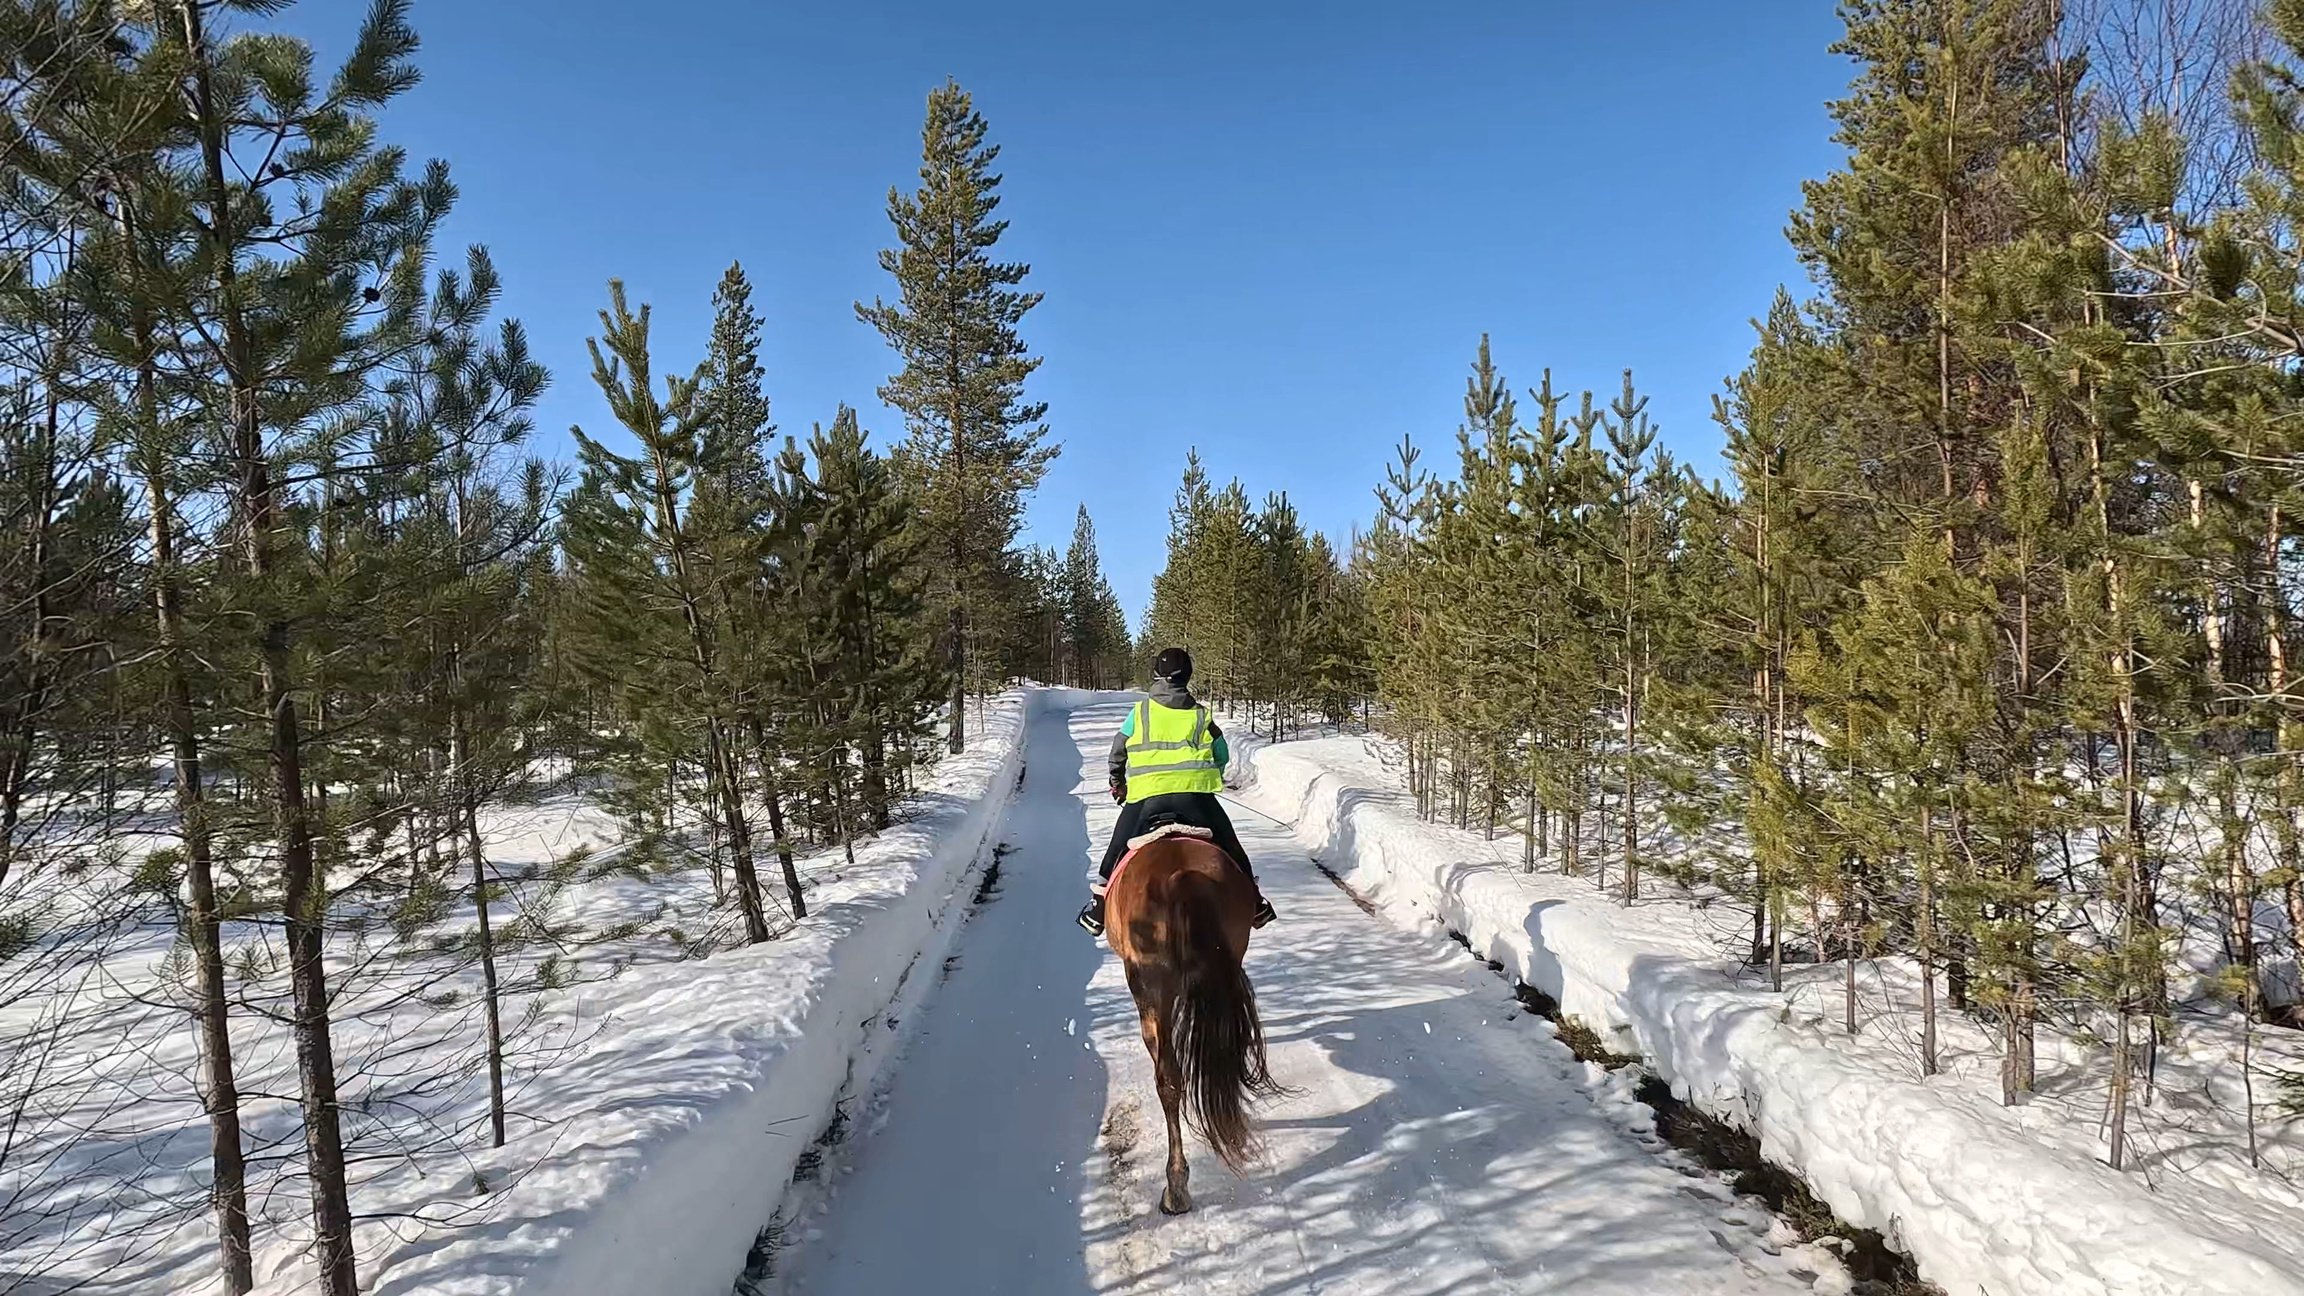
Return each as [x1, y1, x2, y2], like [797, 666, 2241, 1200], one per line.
[1448, 737, 1464, 829]
[947, 603, 968, 754]
[158, 493, 256, 1291]
[0, 719, 30, 890]
[2006, 534, 2039, 1102]
[2095, 416, 2151, 1166]
[272, 641, 357, 1294]
[2218, 765, 2258, 1017]
[182, 6, 356, 1286]
[749, 721, 806, 918]
[1769, 882, 1783, 994]
[1622, 647, 1639, 904]
[181, 685, 254, 1291]
[1752, 878, 1769, 969]
[2003, 961, 2037, 1104]
[2263, 504, 2295, 1022]
[0, 252, 66, 891]
[708, 723, 775, 936]
[1565, 759, 1582, 878]
[2108, 709, 2145, 1170]
[1522, 738, 1540, 873]
[863, 724, 891, 831]
[130, 247, 254, 1285]
[1917, 815, 1940, 1079]
[1844, 912, 1859, 1036]
[461, 778, 507, 1148]
[1593, 760, 1610, 895]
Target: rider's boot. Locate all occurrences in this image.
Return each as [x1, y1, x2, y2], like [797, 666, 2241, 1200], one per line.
[1077, 889, 1107, 936]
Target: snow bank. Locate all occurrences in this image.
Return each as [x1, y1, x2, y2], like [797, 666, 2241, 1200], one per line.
[330, 688, 1085, 1296]
[1236, 736, 2304, 1296]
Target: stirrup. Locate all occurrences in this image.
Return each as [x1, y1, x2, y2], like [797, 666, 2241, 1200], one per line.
[1077, 899, 1106, 936]
[1252, 896, 1276, 929]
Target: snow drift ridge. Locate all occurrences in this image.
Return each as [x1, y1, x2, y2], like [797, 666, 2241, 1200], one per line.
[1236, 735, 2304, 1296]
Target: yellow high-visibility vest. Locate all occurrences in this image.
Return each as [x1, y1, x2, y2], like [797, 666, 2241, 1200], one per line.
[1123, 699, 1223, 801]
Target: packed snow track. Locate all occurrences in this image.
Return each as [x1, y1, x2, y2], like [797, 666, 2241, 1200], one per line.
[772, 698, 1819, 1295]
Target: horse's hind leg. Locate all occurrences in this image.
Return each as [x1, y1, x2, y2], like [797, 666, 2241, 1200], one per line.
[1130, 971, 1191, 1215]
[1156, 1034, 1193, 1214]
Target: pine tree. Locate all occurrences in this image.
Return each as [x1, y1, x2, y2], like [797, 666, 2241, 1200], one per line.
[55, 31, 260, 1274]
[168, 4, 451, 1286]
[1599, 370, 1664, 901]
[1146, 451, 1216, 663]
[689, 262, 808, 917]
[810, 407, 944, 827]
[1253, 492, 1312, 739]
[767, 434, 861, 863]
[1301, 533, 1369, 727]
[1713, 290, 1869, 988]
[2207, 0, 2304, 1028]
[394, 246, 551, 1149]
[1061, 505, 1129, 689]
[857, 80, 1054, 752]
[563, 282, 778, 937]
[1782, 0, 2084, 1095]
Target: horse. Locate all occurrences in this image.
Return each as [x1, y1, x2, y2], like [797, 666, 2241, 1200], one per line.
[1103, 824, 1284, 1215]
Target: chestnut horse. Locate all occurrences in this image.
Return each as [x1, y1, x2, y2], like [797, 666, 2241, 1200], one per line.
[1103, 827, 1283, 1214]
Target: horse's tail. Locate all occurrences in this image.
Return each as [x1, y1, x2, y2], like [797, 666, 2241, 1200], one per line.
[1164, 874, 1282, 1171]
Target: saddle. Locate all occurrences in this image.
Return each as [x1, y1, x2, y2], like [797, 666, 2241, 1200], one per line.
[1103, 821, 1246, 895]
[1127, 822, 1214, 851]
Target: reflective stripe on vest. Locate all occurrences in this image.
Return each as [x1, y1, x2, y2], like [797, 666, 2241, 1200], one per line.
[1123, 699, 1222, 801]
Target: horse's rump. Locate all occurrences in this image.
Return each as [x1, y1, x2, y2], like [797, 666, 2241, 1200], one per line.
[1104, 822, 1216, 898]
[1109, 837, 1282, 1172]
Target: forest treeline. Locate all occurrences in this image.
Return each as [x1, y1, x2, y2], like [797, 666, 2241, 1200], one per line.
[0, 2, 1130, 1290]
[1151, 0, 2304, 1170]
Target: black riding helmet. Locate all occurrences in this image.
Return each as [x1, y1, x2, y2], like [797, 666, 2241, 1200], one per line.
[1151, 646, 1193, 686]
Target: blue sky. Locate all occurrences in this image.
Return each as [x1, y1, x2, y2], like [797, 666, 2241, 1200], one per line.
[278, 1, 1851, 624]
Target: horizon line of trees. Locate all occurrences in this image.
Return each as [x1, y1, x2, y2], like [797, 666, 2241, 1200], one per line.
[1141, 449, 1372, 738]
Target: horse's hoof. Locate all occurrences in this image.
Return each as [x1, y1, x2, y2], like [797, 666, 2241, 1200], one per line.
[1159, 1188, 1192, 1215]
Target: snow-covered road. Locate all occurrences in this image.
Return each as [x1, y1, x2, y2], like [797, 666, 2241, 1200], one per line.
[774, 699, 1822, 1295]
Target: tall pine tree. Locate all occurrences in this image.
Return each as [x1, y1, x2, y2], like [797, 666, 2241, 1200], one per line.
[858, 80, 1053, 752]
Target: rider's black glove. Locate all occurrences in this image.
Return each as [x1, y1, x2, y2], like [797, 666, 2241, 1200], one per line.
[1109, 779, 1126, 805]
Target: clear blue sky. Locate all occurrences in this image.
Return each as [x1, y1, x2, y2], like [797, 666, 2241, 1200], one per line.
[278, 1, 1851, 625]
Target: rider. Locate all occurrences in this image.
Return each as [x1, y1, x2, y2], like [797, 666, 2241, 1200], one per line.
[1077, 647, 1277, 936]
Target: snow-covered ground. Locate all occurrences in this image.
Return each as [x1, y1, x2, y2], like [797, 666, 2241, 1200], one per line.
[1234, 733, 2304, 1296]
[31, 696, 2285, 1295]
[773, 697, 1849, 1295]
[0, 689, 1054, 1296]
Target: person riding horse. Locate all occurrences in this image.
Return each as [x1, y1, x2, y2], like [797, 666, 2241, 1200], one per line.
[1078, 647, 1277, 936]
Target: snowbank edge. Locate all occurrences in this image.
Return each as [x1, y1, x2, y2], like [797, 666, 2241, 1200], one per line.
[352, 688, 1087, 1296]
[1235, 737, 2304, 1296]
